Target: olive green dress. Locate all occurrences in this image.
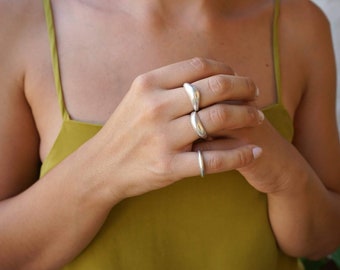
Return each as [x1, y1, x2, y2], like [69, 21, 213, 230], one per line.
[41, 0, 304, 269]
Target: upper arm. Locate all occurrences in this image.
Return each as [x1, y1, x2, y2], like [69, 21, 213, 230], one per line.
[0, 1, 41, 200]
[288, 1, 340, 191]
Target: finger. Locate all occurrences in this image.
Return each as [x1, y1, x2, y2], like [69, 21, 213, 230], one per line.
[203, 104, 265, 129]
[164, 74, 259, 118]
[169, 104, 265, 147]
[134, 58, 235, 90]
[172, 145, 262, 179]
[192, 138, 244, 152]
[197, 74, 259, 105]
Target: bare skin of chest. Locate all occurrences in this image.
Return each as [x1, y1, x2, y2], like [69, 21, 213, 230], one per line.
[26, 1, 298, 161]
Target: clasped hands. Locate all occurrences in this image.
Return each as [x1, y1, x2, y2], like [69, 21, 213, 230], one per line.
[95, 58, 294, 201]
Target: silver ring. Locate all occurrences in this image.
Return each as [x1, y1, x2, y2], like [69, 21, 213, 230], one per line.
[190, 111, 208, 139]
[197, 150, 205, 178]
[183, 82, 200, 112]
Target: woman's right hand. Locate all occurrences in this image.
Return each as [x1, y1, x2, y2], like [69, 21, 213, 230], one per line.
[0, 56, 263, 270]
[90, 58, 264, 201]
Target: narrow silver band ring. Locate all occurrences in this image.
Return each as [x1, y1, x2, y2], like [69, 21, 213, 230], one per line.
[197, 150, 205, 178]
[183, 82, 200, 112]
[190, 111, 208, 139]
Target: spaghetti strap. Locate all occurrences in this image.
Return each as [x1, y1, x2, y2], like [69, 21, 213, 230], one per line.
[43, 0, 70, 121]
[273, 0, 282, 104]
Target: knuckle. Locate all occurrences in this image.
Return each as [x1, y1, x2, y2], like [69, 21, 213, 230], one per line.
[144, 96, 166, 119]
[208, 75, 234, 97]
[148, 158, 175, 183]
[246, 106, 263, 126]
[245, 78, 256, 93]
[206, 155, 224, 172]
[189, 57, 210, 73]
[236, 148, 253, 167]
[208, 105, 230, 126]
[132, 73, 155, 92]
[154, 154, 181, 183]
[247, 106, 258, 123]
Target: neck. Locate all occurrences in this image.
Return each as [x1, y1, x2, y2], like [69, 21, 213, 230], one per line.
[78, 0, 273, 27]
[111, 0, 272, 19]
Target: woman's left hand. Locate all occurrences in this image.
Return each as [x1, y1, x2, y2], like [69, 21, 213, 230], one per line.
[193, 108, 298, 194]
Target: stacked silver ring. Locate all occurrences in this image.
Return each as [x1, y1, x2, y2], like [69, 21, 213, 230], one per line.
[183, 82, 208, 139]
[183, 82, 207, 178]
[183, 82, 200, 112]
[190, 111, 208, 139]
[197, 150, 205, 178]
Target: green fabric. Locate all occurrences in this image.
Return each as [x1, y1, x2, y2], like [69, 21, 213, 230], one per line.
[40, 108, 301, 270]
[41, 0, 303, 269]
[273, 0, 282, 104]
[302, 249, 340, 270]
[333, 249, 340, 268]
[43, 0, 69, 121]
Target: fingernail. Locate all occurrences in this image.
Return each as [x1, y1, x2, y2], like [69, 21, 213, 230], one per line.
[255, 87, 260, 97]
[252, 147, 263, 159]
[258, 110, 265, 122]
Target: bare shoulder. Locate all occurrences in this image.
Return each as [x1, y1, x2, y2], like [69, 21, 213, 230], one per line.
[280, 1, 340, 190]
[279, 1, 336, 101]
[280, 0, 332, 63]
[0, 0, 44, 200]
[275, 0, 334, 122]
[280, 0, 330, 25]
[280, 0, 335, 114]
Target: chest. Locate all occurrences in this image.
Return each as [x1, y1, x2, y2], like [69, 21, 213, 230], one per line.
[51, 4, 277, 121]
[25, 3, 300, 160]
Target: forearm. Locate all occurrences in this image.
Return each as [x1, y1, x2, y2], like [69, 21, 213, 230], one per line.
[0, 144, 118, 270]
[267, 154, 340, 259]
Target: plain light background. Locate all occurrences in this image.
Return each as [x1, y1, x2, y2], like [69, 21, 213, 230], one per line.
[311, 0, 340, 131]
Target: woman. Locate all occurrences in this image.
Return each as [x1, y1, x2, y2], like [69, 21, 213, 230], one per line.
[0, 0, 339, 269]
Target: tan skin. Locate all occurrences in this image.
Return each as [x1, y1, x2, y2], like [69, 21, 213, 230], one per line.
[0, 0, 339, 269]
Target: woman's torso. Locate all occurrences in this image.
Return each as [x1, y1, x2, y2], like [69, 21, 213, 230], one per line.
[30, 0, 304, 269]
[31, 0, 304, 161]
